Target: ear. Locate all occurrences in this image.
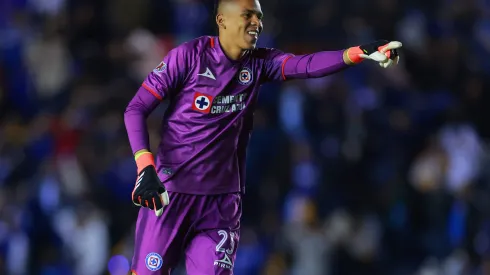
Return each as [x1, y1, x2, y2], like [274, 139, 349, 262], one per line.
[216, 14, 225, 29]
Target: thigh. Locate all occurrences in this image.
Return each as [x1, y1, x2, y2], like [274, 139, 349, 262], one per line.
[185, 193, 242, 275]
[131, 192, 195, 275]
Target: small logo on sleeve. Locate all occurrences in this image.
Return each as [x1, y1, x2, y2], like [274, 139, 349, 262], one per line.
[192, 92, 214, 114]
[153, 61, 167, 73]
[145, 252, 163, 271]
[237, 67, 253, 85]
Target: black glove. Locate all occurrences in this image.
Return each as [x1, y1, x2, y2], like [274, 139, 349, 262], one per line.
[132, 165, 169, 216]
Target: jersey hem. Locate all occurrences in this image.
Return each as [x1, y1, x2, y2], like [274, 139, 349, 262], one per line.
[164, 185, 242, 196]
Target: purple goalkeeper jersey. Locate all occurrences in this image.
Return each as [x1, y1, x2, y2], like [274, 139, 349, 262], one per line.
[125, 36, 349, 195]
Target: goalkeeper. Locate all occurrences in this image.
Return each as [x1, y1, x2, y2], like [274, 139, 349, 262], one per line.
[124, 0, 402, 274]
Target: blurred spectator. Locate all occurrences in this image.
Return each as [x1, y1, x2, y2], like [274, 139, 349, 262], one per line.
[283, 198, 332, 275]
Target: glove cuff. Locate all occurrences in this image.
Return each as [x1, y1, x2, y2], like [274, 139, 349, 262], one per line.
[135, 152, 155, 173]
[346, 46, 364, 64]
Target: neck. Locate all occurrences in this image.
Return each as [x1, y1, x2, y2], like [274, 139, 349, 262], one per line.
[218, 34, 245, 60]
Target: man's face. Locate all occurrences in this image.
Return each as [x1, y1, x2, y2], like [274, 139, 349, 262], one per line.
[217, 0, 264, 50]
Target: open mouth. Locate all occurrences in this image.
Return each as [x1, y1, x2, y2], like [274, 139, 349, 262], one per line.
[247, 30, 258, 40]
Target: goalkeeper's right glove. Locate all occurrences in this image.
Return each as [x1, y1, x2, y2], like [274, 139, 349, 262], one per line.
[132, 151, 169, 217]
[345, 40, 402, 68]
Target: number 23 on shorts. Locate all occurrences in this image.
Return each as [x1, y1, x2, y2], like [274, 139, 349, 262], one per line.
[186, 229, 240, 274]
[213, 230, 237, 270]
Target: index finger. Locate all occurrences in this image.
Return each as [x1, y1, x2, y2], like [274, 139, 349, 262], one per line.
[380, 41, 403, 53]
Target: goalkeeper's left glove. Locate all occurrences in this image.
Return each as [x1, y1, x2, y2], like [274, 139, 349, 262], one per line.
[132, 151, 169, 217]
[345, 40, 402, 68]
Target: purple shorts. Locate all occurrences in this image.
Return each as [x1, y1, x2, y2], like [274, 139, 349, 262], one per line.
[131, 191, 241, 275]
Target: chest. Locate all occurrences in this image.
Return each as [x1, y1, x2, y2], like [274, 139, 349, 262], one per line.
[179, 57, 264, 116]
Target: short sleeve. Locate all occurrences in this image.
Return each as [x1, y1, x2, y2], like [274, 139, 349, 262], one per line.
[260, 48, 294, 83]
[142, 45, 191, 100]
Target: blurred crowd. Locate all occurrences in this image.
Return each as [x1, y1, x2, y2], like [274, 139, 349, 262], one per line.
[2, 0, 490, 274]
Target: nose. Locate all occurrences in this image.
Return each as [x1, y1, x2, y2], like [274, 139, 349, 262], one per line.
[251, 15, 260, 26]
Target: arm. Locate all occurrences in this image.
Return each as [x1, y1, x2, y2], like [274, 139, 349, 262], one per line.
[281, 50, 350, 80]
[124, 44, 191, 172]
[125, 44, 193, 216]
[124, 86, 161, 172]
[126, 86, 171, 216]
[263, 40, 401, 82]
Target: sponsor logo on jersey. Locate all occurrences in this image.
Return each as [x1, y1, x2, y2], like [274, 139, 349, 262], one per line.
[192, 92, 214, 114]
[192, 92, 249, 115]
[214, 254, 234, 270]
[210, 93, 247, 114]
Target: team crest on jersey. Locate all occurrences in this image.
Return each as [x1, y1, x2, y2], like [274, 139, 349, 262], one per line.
[145, 252, 163, 271]
[153, 61, 167, 73]
[237, 67, 253, 85]
[192, 92, 214, 114]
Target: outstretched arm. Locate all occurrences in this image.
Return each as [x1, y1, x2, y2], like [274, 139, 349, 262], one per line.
[281, 50, 348, 80]
[264, 40, 402, 82]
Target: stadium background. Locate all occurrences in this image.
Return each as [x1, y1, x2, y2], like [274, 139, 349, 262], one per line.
[2, 0, 490, 274]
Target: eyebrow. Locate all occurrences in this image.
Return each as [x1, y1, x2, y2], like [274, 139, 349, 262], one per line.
[243, 9, 263, 18]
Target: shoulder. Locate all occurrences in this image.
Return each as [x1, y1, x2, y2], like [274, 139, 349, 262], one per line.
[169, 36, 214, 58]
[250, 47, 293, 60]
